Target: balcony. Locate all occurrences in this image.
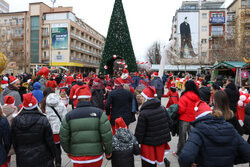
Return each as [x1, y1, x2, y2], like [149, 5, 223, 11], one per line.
[211, 32, 224, 37]
[42, 44, 49, 49]
[70, 45, 101, 57]
[210, 17, 225, 24]
[42, 32, 49, 37]
[12, 34, 24, 39]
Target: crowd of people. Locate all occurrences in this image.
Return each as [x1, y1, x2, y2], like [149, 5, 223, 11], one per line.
[0, 68, 250, 167]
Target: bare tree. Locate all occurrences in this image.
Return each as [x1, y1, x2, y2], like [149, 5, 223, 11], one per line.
[147, 41, 162, 64]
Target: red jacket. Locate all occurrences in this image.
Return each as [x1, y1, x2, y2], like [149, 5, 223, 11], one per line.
[178, 91, 200, 122]
[46, 80, 57, 90]
[69, 83, 84, 108]
[162, 91, 179, 108]
[66, 76, 74, 86]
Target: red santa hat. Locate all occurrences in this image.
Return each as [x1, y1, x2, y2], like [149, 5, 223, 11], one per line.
[76, 74, 83, 81]
[9, 76, 19, 85]
[74, 85, 92, 99]
[151, 72, 158, 77]
[105, 75, 110, 81]
[171, 82, 176, 88]
[93, 78, 100, 84]
[23, 93, 38, 110]
[4, 95, 15, 105]
[122, 69, 129, 74]
[141, 86, 157, 100]
[194, 100, 212, 119]
[1, 80, 8, 85]
[169, 74, 173, 77]
[115, 117, 127, 130]
[139, 74, 144, 78]
[92, 74, 97, 78]
[105, 86, 112, 92]
[115, 78, 123, 86]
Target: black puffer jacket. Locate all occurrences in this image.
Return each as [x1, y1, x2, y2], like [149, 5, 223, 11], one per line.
[224, 83, 240, 113]
[179, 115, 250, 167]
[199, 86, 211, 104]
[105, 88, 133, 126]
[135, 98, 172, 146]
[11, 109, 56, 167]
[244, 103, 250, 142]
[0, 117, 11, 166]
[111, 128, 140, 167]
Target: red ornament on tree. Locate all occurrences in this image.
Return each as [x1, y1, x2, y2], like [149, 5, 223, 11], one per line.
[113, 55, 117, 59]
[104, 65, 108, 70]
[121, 59, 124, 62]
[124, 65, 128, 68]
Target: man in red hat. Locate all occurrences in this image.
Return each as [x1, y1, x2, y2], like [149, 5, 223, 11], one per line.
[69, 74, 85, 109]
[105, 78, 134, 135]
[150, 72, 163, 101]
[60, 85, 112, 167]
[0, 76, 22, 110]
[66, 74, 74, 87]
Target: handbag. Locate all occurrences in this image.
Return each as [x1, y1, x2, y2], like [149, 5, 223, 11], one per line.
[50, 106, 62, 122]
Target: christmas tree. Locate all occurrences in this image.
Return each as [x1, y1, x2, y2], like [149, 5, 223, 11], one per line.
[100, 0, 137, 75]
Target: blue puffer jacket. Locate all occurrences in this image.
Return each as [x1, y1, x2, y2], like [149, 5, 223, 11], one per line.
[179, 115, 250, 167]
[0, 116, 11, 166]
[31, 82, 44, 103]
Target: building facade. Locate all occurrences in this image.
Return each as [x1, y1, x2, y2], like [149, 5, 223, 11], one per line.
[226, 0, 250, 59]
[29, 2, 105, 74]
[0, 11, 30, 75]
[169, 0, 226, 65]
[0, 0, 9, 13]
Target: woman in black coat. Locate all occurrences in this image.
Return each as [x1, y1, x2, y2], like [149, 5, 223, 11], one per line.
[244, 102, 250, 143]
[0, 107, 11, 167]
[11, 93, 56, 167]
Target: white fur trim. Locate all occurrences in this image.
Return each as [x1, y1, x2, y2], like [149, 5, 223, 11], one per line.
[141, 92, 153, 100]
[73, 95, 76, 99]
[78, 95, 91, 99]
[71, 155, 103, 164]
[28, 103, 32, 107]
[238, 101, 244, 107]
[10, 79, 18, 85]
[23, 103, 38, 110]
[196, 111, 212, 119]
[140, 156, 164, 165]
[194, 107, 198, 112]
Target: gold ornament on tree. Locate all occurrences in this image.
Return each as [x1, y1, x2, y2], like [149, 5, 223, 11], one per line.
[0, 52, 7, 74]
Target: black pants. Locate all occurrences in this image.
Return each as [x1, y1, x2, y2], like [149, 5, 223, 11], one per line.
[141, 160, 156, 167]
[55, 143, 62, 167]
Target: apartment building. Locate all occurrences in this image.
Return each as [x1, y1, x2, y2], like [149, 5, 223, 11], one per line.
[0, 11, 29, 74]
[29, 2, 105, 73]
[226, 0, 250, 58]
[0, 0, 9, 13]
[169, 0, 226, 65]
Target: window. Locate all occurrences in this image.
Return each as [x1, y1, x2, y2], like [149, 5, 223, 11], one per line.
[43, 51, 47, 59]
[15, 29, 22, 36]
[201, 52, 207, 57]
[7, 29, 11, 35]
[2, 29, 6, 35]
[212, 13, 223, 17]
[211, 26, 223, 36]
[242, 0, 246, 6]
[202, 26, 207, 31]
[201, 39, 207, 44]
[202, 13, 207, 18]
[18, 18, 23, 24]
[4, 19, 7, 25]
[9, 19, 12, 25]
[44, 39, 48, 46]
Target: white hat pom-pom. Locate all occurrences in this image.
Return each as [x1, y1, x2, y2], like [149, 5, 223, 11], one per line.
[154, 94, 157, 97]
[194, 107, 198, 112]
[73, 95, 76, 99]
[28, 103, 32, 107]
[238, 101, 244, 107]
[240, 95, 247, 102]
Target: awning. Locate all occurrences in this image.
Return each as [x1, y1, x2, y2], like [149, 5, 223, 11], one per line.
[151, 64, 212, 72]
[58, 66, 69, 71]
[213, 61, 247, 69]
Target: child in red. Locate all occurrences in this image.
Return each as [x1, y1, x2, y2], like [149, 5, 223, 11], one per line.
[162, 85, 179, 108]
[46, 76, 57, 91]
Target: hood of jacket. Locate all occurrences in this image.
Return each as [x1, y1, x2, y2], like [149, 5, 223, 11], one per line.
[1, 87, 16, 96]
[192, 115, 235, 144]
[33, 82, 41, 90]
[183, 91, 200, 102]
[15, 110, 43, 130]
[115, 128, 133, 143]
[46, 93, 60, 107]
[226, 83, 237, 91]
[140, 98, 161, 110]
[200, 86, 210, 95]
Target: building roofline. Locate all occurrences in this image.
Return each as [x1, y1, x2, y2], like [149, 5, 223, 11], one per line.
[29, 2, 51, 8]
[43, 11, 75, 15]
[0, 11, 28, 15]
[227, 0, 237, 9]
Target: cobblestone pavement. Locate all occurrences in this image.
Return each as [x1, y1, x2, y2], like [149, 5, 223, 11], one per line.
[10, 90, 249, 167]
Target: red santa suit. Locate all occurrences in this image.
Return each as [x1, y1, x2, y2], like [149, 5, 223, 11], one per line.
[162, 90, 179, 108]
[69, 74, 84, 108]
[46, 79, 57, 90]
[66, 76, 74, 87]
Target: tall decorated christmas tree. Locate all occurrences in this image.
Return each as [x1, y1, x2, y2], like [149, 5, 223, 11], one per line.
[100, 0, 137, 75]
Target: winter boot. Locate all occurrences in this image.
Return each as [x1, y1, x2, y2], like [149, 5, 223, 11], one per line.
[164, 158, 170, 167]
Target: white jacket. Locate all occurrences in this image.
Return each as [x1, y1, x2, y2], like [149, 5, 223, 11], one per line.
[46, 93, 67, 134]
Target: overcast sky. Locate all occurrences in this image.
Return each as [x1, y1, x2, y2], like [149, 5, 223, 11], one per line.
[5, 0, 230, 61]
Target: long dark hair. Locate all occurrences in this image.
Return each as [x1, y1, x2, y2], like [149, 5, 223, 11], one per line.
[40, 87, 55, 113]
[181, 80, 200, 97]
[213, 90, 234, 120]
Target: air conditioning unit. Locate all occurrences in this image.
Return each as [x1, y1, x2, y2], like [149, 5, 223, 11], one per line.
[209, 37, 213, 40]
